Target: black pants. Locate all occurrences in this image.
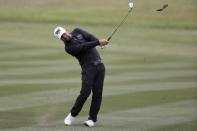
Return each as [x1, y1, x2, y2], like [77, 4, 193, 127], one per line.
[70, 63, 105, 122]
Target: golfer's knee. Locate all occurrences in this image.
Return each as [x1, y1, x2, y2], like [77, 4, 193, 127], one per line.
[93, 94, 102, 101]
[80, 88, 91, 98]
[93, 89, 103, 97]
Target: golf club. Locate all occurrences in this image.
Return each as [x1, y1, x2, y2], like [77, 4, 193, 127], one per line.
[156, 4, 168, 11]
[101, 0, 134, 49]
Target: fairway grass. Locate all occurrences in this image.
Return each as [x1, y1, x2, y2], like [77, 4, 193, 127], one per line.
[0, 0, 197, 131]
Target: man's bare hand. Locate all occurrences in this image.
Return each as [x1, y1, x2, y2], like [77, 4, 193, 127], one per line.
[99, 39, 109, 46]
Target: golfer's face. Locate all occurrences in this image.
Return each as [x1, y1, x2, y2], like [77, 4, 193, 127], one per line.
[61, 32, 72, 42]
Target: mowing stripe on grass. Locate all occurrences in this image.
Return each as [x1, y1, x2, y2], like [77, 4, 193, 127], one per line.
[150, 119, 197, 131]
[0, 88, 196, 130]
[98, 100, 197, 131]
[0, 69, 196, 85]
[1, 100, 196, 131]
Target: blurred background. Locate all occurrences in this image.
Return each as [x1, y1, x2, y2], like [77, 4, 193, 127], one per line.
[0, 0, 196, 131]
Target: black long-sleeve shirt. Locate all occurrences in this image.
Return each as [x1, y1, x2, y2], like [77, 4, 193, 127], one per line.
[64, 28, 101, 66]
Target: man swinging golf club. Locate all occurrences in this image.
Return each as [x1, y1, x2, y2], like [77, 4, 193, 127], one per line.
[54, 27, 109, 127]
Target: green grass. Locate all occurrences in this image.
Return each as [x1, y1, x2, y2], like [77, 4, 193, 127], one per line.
[150, 119, 197, 131]
[0, 88, 196, 129]
[0, 0, 197, 131]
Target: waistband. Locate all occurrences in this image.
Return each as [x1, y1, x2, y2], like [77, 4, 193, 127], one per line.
[81, 60, 103, 69]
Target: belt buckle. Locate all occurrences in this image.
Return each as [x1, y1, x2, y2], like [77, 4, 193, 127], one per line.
[93, 60, 101, 66]
[93, 61, 98, 66]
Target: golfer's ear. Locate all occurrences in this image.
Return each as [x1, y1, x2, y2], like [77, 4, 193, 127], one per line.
[61, 34, 66, 41]
[60, 36, 64, 41]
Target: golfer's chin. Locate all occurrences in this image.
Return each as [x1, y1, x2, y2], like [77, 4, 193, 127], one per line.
[62, 36, 71, 42]
[65, 36, 72, 42]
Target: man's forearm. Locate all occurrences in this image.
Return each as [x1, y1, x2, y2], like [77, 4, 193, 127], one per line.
[82, 40, 99, 47]
[66, 40, 99, 56]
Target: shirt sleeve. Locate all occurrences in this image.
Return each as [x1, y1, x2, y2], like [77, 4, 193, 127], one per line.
[76, 28, 99, 42]
[65, 40, 99, 56]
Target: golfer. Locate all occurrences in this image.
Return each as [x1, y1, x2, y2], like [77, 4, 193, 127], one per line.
[54, 27, 108, 127]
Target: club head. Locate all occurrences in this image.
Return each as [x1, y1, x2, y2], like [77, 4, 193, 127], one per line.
[128, 2, 134, 11]
[163, 4, 168, 9]
[156, 9, 163, 11]
[156, 4, 168, 11]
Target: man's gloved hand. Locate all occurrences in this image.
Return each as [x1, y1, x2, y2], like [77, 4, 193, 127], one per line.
[99, 39, 109, 46]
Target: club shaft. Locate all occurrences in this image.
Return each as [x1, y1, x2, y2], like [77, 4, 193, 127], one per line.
[108, 10, 132, 41]
[101, 1, 133, 49]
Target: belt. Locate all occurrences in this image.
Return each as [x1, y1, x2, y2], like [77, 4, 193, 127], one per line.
[82, 60, 103, 68]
